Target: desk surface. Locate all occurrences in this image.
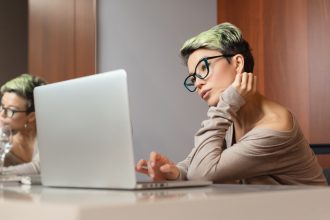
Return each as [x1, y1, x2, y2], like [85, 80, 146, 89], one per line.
[1, 183, 330, 220]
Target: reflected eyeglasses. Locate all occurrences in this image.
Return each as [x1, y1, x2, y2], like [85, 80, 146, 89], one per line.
[0, 105, 28, 118]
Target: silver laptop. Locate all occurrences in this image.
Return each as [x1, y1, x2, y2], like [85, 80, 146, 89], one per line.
[34, 69, 211, 189]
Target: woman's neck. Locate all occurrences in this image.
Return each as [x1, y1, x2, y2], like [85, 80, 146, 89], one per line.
[19, 123, 37, 138]
[234, 92, 265, 135]
[10, 123, 37, 162]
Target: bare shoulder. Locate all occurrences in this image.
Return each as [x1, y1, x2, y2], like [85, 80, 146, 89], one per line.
[255, 100, 293, 132]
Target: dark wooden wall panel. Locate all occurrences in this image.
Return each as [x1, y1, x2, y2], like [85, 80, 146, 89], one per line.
[263, 0, 310, 140]
[28, 0, 96, 83]
[0, 0, 28, 85]
[75, 0, 96, 75]
[307, 0, 330, 143]
[217, 0, 265, 94]
[317, 155, 330, 168]
[217, 0, 330, 143]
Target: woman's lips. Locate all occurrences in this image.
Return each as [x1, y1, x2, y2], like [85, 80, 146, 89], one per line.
[201, 89, 211, 100]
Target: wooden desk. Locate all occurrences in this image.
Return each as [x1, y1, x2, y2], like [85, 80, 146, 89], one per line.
[1, 183, 329, 220]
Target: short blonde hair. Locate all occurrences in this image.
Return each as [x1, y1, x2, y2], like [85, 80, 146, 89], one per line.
[1, 74, 47, 112]
[180, 22, 254, 72]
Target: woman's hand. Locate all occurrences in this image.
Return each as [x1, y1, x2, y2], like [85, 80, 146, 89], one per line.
[135, 151, 180, 181]
[232, 72, 257, 98]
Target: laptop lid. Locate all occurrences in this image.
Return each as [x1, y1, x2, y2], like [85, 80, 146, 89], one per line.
[35, 69, 211, 189]
[35, 70, 138, 189]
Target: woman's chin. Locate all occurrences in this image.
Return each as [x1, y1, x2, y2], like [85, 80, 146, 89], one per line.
[206, 98, 218, 107]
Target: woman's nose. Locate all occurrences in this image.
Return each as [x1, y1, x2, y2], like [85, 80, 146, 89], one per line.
[0, 114, 5, 122]
[194, 77, 205, 90]
[0, 108, 8, 119]
[0, 109, 5, 117]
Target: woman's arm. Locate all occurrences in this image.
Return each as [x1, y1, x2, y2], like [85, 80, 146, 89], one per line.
[2, 152, 40, 176]
[177, 84, 246, 180]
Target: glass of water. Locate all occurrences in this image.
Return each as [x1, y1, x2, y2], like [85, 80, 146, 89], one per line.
[0, 125, 13, 175]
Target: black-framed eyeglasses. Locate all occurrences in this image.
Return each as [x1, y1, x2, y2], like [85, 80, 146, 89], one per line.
[183, 54, 235, 92]
[0, 105, 28, 118]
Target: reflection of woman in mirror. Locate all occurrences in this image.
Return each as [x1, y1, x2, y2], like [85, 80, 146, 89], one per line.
[0, 74, 46, 175]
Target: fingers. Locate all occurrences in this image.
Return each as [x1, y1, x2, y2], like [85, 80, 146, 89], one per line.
[136, 159, 147, 169]
[149, 151, 159, 167]
[148, 160, 157, 179]
[149, 151, 169, 179]
[247, 73, 253, 91]
[241, 72, 248, 90]
[135, 158, 160, 179]
[150, 151, 171, 167]
[233, 72, 257, 98]
[135, 159, 149, 175]
[160, 164, 180, 180]
[136, 152, 177, 181]
[232, 72, 242, 89]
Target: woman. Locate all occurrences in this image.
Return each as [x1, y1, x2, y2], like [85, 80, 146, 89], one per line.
[0, 73, 46, 175]
[136, 23, 327, 185]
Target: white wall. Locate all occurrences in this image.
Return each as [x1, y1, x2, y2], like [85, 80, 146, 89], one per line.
[98, 0, 216, 166]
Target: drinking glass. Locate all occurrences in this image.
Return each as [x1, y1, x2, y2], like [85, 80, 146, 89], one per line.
[0, 125, 13, 176]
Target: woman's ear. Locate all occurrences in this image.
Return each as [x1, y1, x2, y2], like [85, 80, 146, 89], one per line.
[27, 112, 36, 124]
[233, 54, 244, 74]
